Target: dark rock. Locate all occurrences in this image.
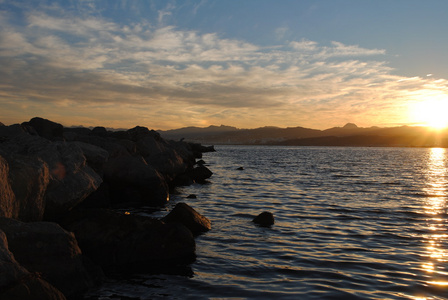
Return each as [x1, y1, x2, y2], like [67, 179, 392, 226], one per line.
[0, 217, 101, 299]
[186, 194, 197, 199]
[0, 155, 16, 219]
[162, 203, 211, 235]
[0, 230, 67, 300]
[24, 117, 63, 141]
[103, 155, 168, 206]
[91, 127, 108, 137]
[127, 126, 161, 142]
[70, 141, 109, 174]
[0, 133, 102, 220]
[196, 159, 206, 166]
[187, 165, 213, 183]
[0, 277, 67, 300]
[61, 209, 196, 271]
[5, 154, 49, 222]
[253, 212, 275, 227]
[0, 122, 4, 126]
[236, 166, 244, 170]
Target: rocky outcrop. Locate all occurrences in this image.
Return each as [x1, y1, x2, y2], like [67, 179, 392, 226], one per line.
[0, 117, 215, 299]
[0, 230, 66, 300]
[61, 209, 196, 271]
[0, 218, 100, 299]
[162, 203, 211, 235]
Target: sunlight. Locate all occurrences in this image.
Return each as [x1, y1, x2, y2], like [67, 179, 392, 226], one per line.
[410, 97, 448, 130]
[421, 148, 448, 287]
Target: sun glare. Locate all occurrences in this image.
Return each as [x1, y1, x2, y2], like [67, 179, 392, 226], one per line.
[410, 98, 448, 130]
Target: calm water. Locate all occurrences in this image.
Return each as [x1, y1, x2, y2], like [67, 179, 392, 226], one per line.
[86, 146, 448, 300]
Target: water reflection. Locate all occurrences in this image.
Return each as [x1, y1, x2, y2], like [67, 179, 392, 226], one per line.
[421, 148, 448, 289]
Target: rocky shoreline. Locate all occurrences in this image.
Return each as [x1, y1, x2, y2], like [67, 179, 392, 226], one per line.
[0, 117, 214, 300]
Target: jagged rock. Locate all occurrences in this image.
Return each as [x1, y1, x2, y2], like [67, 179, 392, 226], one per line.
[0, 218, 101, 299]
[253, 212, 275, 227]
[0, 230, 66, 300]
[103, 155, 169, 206]
[61, 209, 196, 270]
[162, 203, 211, 235]
[24, 117, 64, 141]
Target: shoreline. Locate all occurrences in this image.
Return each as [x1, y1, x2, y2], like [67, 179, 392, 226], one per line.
[0, 117, 214, 299]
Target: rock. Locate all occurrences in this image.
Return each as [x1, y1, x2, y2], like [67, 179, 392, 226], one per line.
[91, 127, 107, 137]
[0, 230, 66, 300]
[61, 209, 196, 271]
[103, 155, 169, 206]
[0, 155, 16, 219]
[5, 154, 49, 222]
[0, 132, 102, 220]
[24, 117, 64, 141]
[162, 203, 211, 235]
[186, 194, 197, 199]
[0, 217, 101, 299]
[187, 165, 213, 183]
[253, 212, 275, 227]
[70, 141, 109, 174]
[236, 166, 244, 170]
[0, 277, 67, 300]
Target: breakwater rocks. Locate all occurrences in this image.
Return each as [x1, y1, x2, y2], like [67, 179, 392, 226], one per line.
[0, 117, 213, 299]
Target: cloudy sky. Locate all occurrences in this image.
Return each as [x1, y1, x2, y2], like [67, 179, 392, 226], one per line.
[1, 0, 448, 130]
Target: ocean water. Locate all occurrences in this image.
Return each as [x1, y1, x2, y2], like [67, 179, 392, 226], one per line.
[86, 146, 448, 300]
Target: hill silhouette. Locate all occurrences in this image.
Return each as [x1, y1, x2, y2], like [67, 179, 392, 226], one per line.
[159, 124, 448, 147]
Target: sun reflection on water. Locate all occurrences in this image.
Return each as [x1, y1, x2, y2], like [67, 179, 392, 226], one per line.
[421, 148, 448, 290]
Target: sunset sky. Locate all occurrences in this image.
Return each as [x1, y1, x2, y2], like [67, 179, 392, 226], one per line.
[1, 0, 448, 130]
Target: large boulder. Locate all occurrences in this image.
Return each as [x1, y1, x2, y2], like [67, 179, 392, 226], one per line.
[61, 209, 196, 271]
[0, 230, 66, 300]
[0, 218, 100, 299]
[103, 155, 168, 206]
[162, 203, 211, 235]
[23, 117, 64, 141]
[5, 154, 49, 222]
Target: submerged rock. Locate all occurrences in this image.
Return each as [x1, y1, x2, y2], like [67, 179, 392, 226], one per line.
[253, 212, 275, 227]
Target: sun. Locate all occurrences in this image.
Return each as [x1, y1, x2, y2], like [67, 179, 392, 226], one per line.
[410, 97, 448, 130]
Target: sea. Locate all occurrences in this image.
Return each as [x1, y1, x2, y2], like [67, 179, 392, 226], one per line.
[85, 145, 448, 300]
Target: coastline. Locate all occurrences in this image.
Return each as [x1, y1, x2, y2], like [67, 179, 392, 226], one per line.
[0, 117, 214, 299]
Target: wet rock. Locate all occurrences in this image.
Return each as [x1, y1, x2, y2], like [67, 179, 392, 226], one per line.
[236, 166, 244, 170]
[61, 209, 196, 271]
[0, 217, 100, 299]
[186, 194, 197, 199]
[253, 212, 275, 227]
[162, 203, 211, 235]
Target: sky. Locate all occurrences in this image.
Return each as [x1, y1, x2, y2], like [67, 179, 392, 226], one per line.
[1, 0, 448, 130]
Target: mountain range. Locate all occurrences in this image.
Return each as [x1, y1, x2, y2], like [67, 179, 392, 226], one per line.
[158, 123, 448, 148]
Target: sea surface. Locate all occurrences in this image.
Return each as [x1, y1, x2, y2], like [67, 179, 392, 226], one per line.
[85, 146, 448, 300]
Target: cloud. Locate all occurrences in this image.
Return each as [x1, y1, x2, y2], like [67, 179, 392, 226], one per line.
[0, 3, 447, 129]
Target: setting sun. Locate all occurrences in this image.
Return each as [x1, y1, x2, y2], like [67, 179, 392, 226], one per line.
[410, 98, 448, 130]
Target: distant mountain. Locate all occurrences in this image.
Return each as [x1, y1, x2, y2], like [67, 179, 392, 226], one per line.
[158, 123, 448, 147]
